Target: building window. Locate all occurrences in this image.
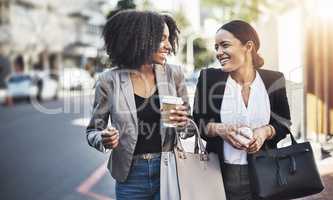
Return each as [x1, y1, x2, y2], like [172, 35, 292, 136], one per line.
[87, 24, 101, 35]
[0, 0, 10, 25]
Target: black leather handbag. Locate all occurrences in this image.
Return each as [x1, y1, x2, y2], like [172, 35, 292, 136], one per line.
[247, 133, 324, 200]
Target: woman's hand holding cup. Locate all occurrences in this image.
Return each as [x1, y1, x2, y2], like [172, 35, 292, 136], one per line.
[169, 105, 189, 127]
[161, 96, 188, 127]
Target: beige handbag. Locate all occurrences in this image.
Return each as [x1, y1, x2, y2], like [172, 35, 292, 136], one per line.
[174, 119, 226, 200]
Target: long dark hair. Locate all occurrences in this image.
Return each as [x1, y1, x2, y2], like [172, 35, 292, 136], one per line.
[218, 20, 264, 68]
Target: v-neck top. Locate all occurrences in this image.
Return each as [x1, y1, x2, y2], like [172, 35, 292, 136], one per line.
[220, 71, 271, 165]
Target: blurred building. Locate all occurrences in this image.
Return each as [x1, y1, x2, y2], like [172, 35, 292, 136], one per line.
[255, 1, 333, 156]
[0, 0, 106, 70]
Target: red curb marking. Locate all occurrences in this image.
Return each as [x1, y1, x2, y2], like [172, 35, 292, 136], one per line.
[76, 161, 114, 200]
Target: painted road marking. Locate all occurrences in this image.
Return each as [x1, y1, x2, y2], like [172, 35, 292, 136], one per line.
[76, 161, 114, 200]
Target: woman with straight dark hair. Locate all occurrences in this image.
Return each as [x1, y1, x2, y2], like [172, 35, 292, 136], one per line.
[193, 20, 292, 200]
[86, 10, 190, 200]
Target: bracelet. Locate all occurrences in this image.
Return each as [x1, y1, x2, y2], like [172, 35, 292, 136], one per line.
[253, 124, 275, 140]
[266, 124, 275, 140]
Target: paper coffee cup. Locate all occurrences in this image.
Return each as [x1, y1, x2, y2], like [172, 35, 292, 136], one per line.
[161, 96, 183, 127]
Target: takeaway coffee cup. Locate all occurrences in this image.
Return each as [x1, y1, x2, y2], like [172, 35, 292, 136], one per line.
[161, 96, 183, 127]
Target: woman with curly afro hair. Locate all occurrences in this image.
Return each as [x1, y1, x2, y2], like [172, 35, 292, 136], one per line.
[86, 10, 190, 199]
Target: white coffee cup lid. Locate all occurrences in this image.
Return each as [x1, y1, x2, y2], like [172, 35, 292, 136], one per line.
[161, 96, 183, 105]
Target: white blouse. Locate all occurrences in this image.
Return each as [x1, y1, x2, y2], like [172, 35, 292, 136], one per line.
[220, 71, 271, 165]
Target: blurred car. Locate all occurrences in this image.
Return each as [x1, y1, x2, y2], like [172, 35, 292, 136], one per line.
[185, 70, 200, 91]
[7, 72, 58, 102]
[59, 67, 95, 90]
[30, 70, 59, 101]
[185, 70, 200, 83]
[7, 74, 38, 102]
[0, 89, 5, 104]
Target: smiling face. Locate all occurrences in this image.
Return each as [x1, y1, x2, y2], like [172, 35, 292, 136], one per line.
[152, 23, 171, 65]
[215, 29, 250, 72]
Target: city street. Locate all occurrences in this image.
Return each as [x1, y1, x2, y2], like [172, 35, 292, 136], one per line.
[1, 0, 333, 200]
[0, 96, 116, 200]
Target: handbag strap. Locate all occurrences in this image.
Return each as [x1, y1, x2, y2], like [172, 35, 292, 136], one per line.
[176, 119, 207, 155]
[263, 129, 297, 151]
[289, 131, 298, 145]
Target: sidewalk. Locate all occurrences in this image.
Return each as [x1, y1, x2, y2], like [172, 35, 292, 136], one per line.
[298, 156, 333, 200]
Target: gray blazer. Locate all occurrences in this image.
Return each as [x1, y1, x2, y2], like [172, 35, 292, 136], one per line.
[86, 64, 189, 182]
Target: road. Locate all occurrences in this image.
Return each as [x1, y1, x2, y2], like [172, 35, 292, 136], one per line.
[0, 95, 116, 200]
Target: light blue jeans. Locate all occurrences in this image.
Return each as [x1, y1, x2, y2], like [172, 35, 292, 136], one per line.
[116, 156, 161, 200]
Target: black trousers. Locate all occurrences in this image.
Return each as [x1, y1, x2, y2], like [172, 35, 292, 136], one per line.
[222, 163, 254, 200]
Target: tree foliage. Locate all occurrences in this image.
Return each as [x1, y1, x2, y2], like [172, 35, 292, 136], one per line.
[182, 38, 215, 70]
[173, 10, 190, 31]
[201, 0, 298, 22]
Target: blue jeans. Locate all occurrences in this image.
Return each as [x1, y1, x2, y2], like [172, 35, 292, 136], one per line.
[116, 156, 161, 200]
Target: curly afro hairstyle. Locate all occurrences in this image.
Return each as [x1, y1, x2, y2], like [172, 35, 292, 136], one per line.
[102, 10, 180, 69]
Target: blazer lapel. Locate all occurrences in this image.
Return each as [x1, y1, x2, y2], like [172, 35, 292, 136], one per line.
[119, 71, 138, 126]
[213, 69, 229, 121]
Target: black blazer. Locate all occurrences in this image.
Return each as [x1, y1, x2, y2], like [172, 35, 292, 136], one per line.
[192, 68, 292, 167]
